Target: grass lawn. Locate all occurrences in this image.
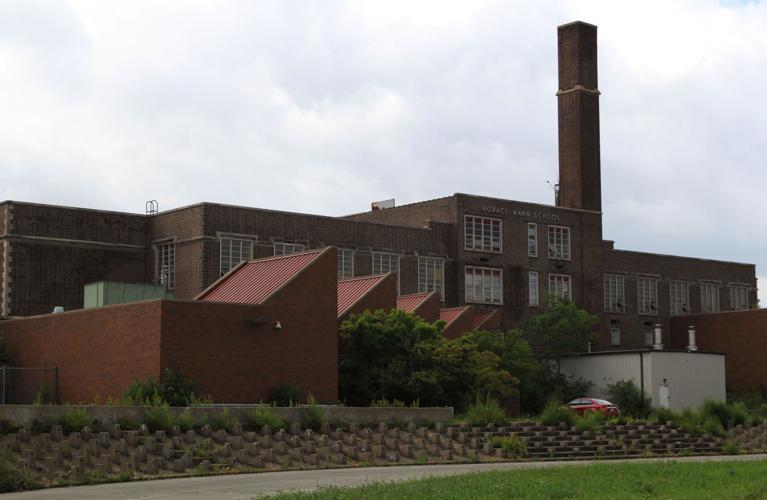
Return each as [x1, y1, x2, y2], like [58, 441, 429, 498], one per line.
[265, 459, 767, 499]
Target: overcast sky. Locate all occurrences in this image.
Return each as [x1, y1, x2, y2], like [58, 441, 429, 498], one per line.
[1, 0, 765, 303]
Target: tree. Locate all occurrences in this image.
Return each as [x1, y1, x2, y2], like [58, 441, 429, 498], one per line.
[521, 299, 599, 373]
[339, 310, 520, 410]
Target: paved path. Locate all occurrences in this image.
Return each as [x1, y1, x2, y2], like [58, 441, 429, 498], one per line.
[5, 454, 767, 500]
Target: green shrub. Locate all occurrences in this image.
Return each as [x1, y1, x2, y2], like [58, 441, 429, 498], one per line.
[0, 420, 19, 436]
[701, 416, 726, 438]
[117, 415, 141, 431]
[370, 399, 406, 408]
[489, 435, 527, 457]
[211, 410, 238, 432]
[462, 395, 508, 426]
[723, 441, 740, 455]
[173, 412, 195, 432]
[649, 407, 680, 425]
[747, 413, 764, 427]
[122, 377, 163, 406]
[60, 409, 93, 434]
[32, 380, 52, 405]
[246, 408, 286, 431]
[701, 399, 746, 430]
[190, 440, 216, 460]
[121, 369, 208, 407]
[299, 405, 325, 432]
[606, 380, 651, 418]
[144, 405, 173, 432]
[728, 402, 748, 428]
[269, 384, 302, 406]
[540, 401, 575, 427]
[574, 411, 605, 433]
[0, 458, 38, 493]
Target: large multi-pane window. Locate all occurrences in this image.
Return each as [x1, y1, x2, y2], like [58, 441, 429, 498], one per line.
[529, 271, 539, 307]
[669, 280, 690, 316]
[527, 223, 538, 257]
[548, 273, 572, 301]
[603, 274, 625, 313]
[274, 242, 305, 256]
[637, 276, 658, 315]
[372, 252, 400, 275]
[418, 256, 445, 296]
[220, 237, 253, 276]
[701, 282, 720, 313]
[465, 266, 503, 305]
[729, 285, 749, 311]
[464, 216, 502, 253]
[547, 225, 571, 260]
[337, 248, 354, 279]
[156, 242, 176, 290]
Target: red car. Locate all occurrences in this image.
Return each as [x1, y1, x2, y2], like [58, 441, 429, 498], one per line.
[566, 398, 621, 416]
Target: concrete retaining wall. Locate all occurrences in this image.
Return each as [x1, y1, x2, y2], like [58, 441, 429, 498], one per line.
[0, 405, 453, 428]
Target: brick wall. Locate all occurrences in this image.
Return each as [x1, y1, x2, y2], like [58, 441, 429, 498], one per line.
[0, 301, 163, 403]
[442, 307, 475, 339]
[1, 203, 149, 316]
[345, 196, 457, 228]
[8, 243, 146, 316]
[161, 249, 339, 403]
[410, 292, 441, 323]
[605, 247, 757, 349]
[670, 310, 767, 395]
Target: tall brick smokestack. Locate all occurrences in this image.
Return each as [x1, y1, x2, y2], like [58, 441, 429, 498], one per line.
[556, 21, 602, 212]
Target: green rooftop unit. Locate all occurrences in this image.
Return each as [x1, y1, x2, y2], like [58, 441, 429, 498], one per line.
[84, 281, 174, 309]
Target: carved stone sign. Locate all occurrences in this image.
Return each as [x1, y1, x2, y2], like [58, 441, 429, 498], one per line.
[482, 204, 561, 222]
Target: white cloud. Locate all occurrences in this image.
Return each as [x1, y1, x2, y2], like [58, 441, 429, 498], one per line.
[0, 0, 765, 302]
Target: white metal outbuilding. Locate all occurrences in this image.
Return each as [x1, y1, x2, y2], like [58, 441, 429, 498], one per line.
[558, 350, 726, 412]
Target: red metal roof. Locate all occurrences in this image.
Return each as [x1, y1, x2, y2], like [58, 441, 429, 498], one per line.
[439, 306, 471, 327]
[396, 292, 432, 313]
[197, 249, 325, 305]
[337, 274, 388, 318]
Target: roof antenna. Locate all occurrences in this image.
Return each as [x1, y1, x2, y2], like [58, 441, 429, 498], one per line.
[546, 181, 560, 206]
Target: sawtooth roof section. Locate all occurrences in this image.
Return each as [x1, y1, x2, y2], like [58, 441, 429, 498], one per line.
[473, 309, 499, 330]
[440, 306, 472, 328]
[337, 274, 390, 318]
[196, 248, 327, 305]
[396, 292, 433, 313]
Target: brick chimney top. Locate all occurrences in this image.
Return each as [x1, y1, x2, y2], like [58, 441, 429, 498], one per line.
[556, 21, 602, 212]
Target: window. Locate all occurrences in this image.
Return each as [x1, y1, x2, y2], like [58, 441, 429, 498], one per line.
[156, 242, 175, 290]
[548, 273, 572, 301]
[603, 274, 625, 313]
[372, 252, 399, 274]
[643, 322, 655, 347]
[274, 242, 305, 256]
[527, 223, 538, 257]
[464, 215, 502, 253]
[465, 266, 503, 305]
[729, 285, 749, 311]
[701, 282, 720, 313]
[610, 321, 621, 346]
[220, 238, 253, 276]
[669, 280, 690, 316]
[637, 276, 658, 316]
[547, 225, 571, 260]
[337, 248, 354, 279]
[529, 271, 539, 307]
[418, 256, 445, 297]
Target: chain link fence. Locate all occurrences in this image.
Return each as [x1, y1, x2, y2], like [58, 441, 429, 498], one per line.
[0, 366, 57, 404]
